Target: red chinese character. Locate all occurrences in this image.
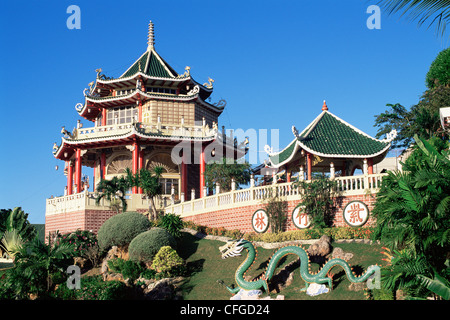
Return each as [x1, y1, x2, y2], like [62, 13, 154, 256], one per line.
[254, 212, 266, 231]
[296, 211, 308, 226]
[348, 203, 365, 224]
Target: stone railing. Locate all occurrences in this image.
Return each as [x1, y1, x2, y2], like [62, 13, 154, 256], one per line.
[45, 190, 171, 216]
[74, 121, 218, 140]
[164, 173, 387, 218]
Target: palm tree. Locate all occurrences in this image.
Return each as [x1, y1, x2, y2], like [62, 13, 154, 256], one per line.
[377, 0, 450, 38]
[2, 236, 75, 299]
[372, 135, 450, 298]
[126, 167, 163, 221]
[95, 176, 130, 214]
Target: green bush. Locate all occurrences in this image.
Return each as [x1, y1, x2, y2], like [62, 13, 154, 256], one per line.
[97, 212, 151, 251]
[53, 275, 129, 300]
[426, 47, 450, 89]
[158, 213, 184, 239]
[151, 246, 184, 273]
[128, 227, 176, 263]
[58, 230, 98, 258]
[107, 258, 145, 282]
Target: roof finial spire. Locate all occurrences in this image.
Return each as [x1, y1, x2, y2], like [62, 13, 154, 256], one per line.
[147, 20, 155, 50]
[322, 100, 328, 111]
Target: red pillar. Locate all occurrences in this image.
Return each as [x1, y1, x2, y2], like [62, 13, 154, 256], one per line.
[100, 152, 106, 180]
[67, 160, 73, 195]
[102, 108, 107, 126]
[306, 152, 312, 181]
[132, 142, 139, 194]
[138, 146, 143, 194]
[199, 144, 206, 198]
[286, 164, 290, 183]
[75, 149, 82, 193]
[138, 101, 143, 123]
[181, 151, 188, 198]
[368, 158, 373, 174]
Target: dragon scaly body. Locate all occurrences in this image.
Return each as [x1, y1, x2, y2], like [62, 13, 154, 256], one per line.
[219, 239, 380, 295]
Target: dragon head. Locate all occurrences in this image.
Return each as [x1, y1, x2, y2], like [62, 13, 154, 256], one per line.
[219, 239, 247, 259]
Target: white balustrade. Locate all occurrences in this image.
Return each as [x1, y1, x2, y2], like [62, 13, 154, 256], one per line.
[164, 173, 387, 218]
[47, 173, 387, 219]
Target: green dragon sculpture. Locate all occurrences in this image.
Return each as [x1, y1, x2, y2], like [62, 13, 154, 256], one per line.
[219, 239, 380, 295]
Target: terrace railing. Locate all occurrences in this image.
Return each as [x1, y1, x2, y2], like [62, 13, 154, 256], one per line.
[164, 173, 387, 218]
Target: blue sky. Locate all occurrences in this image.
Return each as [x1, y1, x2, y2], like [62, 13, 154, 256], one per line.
[0, 0, 446, 224]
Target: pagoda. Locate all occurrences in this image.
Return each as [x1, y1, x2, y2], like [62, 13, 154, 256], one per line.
[47, 21, 245, 236]
[262, 101, 396, 181]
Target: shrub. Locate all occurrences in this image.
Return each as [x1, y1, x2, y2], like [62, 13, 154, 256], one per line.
[97, 212, 151, 251]
[151, 246, 184, 273]
[58, 230, 98, 258]
[158, 213, 184, 239]
[128, 227, 176, 263]
[53, 275, 129, 300]
[107, 258, 145, 282]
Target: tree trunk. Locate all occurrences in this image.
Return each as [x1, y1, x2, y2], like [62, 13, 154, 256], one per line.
[148, 195, 158, 221]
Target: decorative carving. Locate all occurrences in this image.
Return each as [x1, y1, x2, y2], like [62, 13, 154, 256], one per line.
[187, 85, 200, 95]
[75, 103, 83, 112]
[213, 99, 227, 109]
[218, 239, 381, 295]
[147, 153, 178, 173]
[107, 155, 132, 175]
[264, 145, 273, 155]
[179, 66, 190, 77]
[203, 77, 214, 89]
[61, 126, 73, 138]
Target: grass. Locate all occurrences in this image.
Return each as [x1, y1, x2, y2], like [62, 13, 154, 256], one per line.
[176, 232, 385, 300]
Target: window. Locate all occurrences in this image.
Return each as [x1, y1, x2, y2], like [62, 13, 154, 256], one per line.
[116, 88, 135, 96]
[106, 106, 138, 125]
[146, 86, 176, 95]
[159, 178, 179, 196]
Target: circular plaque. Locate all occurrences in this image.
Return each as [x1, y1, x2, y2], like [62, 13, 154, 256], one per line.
[343, 201, 369, 227]
[292, 205, 311, 229]
[251, 209, 269, 233]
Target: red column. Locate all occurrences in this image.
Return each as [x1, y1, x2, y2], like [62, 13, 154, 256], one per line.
[286, 164, 290, 183]
[306, 152, 312, 181]
[102, 108, 107, 126]
[199, 144, 206, 198]
[132, 142, 139, 194]
[181, 151, 188, 198]
[138, 101, 143, 123]
[100, 152, 106, 180]
[67, 160, 73, 195]
[93, 165, 96, 192]
[368, 158, 373, 174]
[75, 149, 82, 193]
[138, 146, 143, 194]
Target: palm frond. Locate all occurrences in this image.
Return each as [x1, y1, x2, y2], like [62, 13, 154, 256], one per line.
[378, 0, 450, 37]
[417, 273, 450, 299]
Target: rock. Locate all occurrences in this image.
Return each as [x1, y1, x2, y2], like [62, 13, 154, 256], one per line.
[307, 235, 332, 263]
[231, 289, 262, 300]
[348, 282, 366, 291]
[331, 247, 354, 261]
[74, 257, 87, 269]
[101, 246, 121, 280]
[143, 278, 176, 300]
[306, 283, 329, 296]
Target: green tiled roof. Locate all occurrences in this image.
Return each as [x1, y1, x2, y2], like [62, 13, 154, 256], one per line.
[299, 112, 389, 156]
[269, 111, 391, 166]
[120, 48, 178, 79]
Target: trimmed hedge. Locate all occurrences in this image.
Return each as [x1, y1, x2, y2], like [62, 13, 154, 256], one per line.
[183, 220, 374, 242]
[97, 212, 151, 251]
[128, 227, 176, 263]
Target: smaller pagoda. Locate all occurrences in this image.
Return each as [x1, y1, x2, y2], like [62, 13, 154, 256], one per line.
[262, 101, 396, 181]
